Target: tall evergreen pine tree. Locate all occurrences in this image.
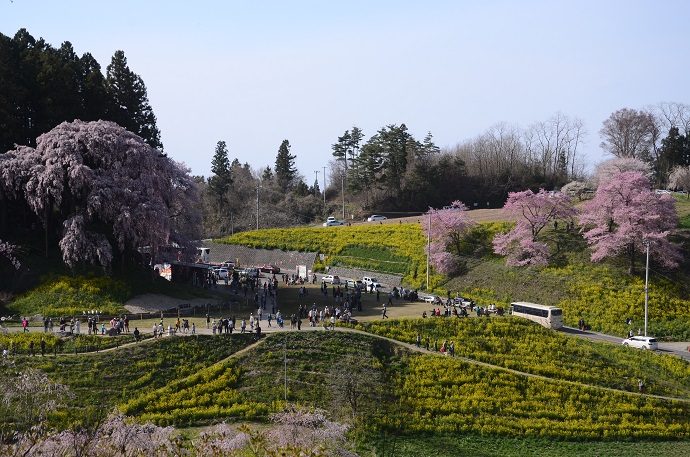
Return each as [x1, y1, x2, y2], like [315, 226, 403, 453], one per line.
[106, 50, 162, 149]
[275, 139, 297, 191]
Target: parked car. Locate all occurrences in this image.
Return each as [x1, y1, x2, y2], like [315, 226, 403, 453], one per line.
[346, 279, 364, 289]
[421, 295, 438, 303]
[217, 268, 229, 279]
[622, 336, 658, 350]
[454, 296, 473, 307]
[322, 274, 341, 284]
[367, 215, 387, 222]
[240, 267, 260, 278]
[221, 260, 236, 268]
[362, 276, 381, 289]
[323, 220, 344, 226]
[260, 264, 281, 274]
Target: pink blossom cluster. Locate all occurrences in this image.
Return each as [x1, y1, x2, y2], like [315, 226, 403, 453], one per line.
[493, 189, 576, 266]
[3, 120, 201, 270]
[423, 201, 476, 275]
[0, 240, 19, 269]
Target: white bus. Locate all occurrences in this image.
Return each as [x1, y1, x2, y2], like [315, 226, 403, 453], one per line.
[510, 302, 563, 329]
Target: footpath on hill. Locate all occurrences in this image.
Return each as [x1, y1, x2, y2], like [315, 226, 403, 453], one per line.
[55, 321, 690, 405]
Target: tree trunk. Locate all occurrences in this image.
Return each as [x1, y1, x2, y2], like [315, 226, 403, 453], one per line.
[44, 204, 50, 259]
[628, 243, 636, 275]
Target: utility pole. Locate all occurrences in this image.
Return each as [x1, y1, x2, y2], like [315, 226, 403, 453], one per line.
[341, 173, 345, 220]
[644, 240, 650, 336]
[426, 211, 431, 290]
[256, 184, 260, 230]
[323, 166, 326, 205]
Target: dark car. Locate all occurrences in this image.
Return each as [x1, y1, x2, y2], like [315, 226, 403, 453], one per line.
[260, 264, 281, 274]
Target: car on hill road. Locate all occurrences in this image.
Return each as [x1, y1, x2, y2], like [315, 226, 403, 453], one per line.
[367, 215, 387, 222]
[322, 274, 341, 284]
[361, 276, 381, 290]
[260, 264, 281, 274]
[622, 336, 658, 350]
[345, 279, 364, 289]
[323, 220, 344, 226]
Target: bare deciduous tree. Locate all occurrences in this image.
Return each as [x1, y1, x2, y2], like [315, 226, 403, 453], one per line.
[599, 108, 657, 161]
[525, 112, 587, 182]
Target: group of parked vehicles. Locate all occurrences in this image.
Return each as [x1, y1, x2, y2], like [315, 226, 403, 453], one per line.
[322, 214, 388, 227]
[209, 261, 281, 280]
[321, 274, 382, 290]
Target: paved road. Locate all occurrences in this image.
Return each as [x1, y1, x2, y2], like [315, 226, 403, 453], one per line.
[6, 320, 690, 361]
[559, 326, 690, 361]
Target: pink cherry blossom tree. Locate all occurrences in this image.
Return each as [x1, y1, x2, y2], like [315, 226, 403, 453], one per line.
[592, 157, 652, 188]
[422, 201, 477, 276]
[668, 165, 690, 198]
[0, 240, 19, 270]
[493, 189, 577, 266]
[579, 171, 681, 275]
[4, 120, 201, 270]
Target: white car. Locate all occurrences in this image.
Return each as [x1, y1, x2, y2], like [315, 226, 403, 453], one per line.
[346, 279, 364, 289]
[454, 296, 472, 307]
[362, 276, 382, 290]
[622, 336, 658, 350]
[322, 274, 340, 284]
[421, 295, 437, 303]
[323, 220, 344, 226]
[217, 268, 229, 279]
[367, 215, 387, 222]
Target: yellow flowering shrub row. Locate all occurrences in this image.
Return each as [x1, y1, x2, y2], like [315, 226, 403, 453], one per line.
[358, 318, 690, 398]
[394, 355, 690, 439]
[11, 274, 129, 317]
[219, 224, 444, 289]
[548, 261, 690, 339]
[119, 359, 276, 426]
[450, 258, 690, 340]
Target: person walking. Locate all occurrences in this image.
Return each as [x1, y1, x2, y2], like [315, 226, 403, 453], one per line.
[382, 304, 389, 319]
[40, 337, 46, 357]
[22, 318, 29, 332]
[416, 333, 421, 348]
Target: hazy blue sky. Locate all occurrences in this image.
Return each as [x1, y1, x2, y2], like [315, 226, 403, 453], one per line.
[3, 0, 689, 185]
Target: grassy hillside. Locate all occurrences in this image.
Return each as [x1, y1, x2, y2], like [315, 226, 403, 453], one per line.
[217, 224, 443, 289]
[5, 323, 690, 455]
[216, 198, 690, 340]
